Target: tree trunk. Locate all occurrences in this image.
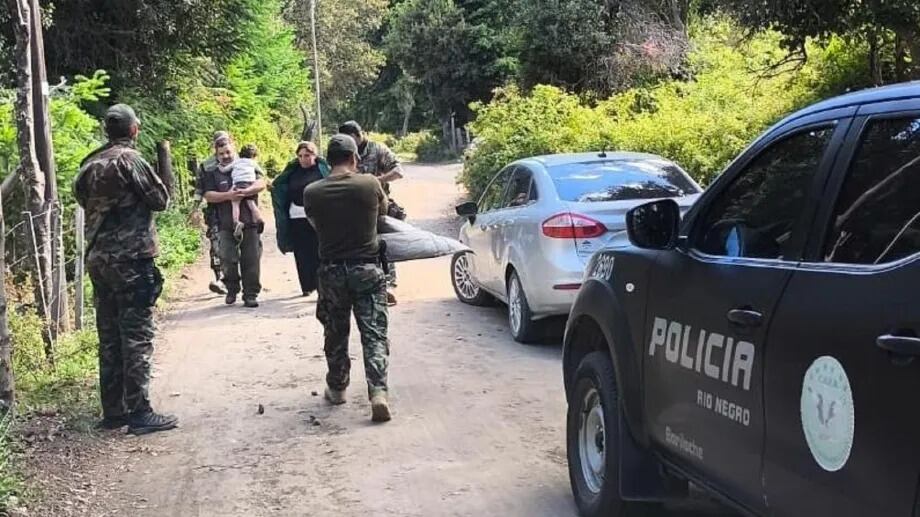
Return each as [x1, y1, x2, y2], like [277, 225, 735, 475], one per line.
[0, 187, 14, 413]
[400, 106, 412, 138]
[28, 0, 67, 337]
[9, 0, 53, 360]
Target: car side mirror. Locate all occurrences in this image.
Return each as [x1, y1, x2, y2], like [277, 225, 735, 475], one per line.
[456, 201, 478, 218]
[626, 199, 680, 250]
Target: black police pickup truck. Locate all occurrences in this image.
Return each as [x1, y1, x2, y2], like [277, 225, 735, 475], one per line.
[563, 82, 920, 517]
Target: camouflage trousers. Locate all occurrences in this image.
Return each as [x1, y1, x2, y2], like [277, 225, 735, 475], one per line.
[316, 263, 390, 398]
[206, 224, 222, 281]
[88, 258, 163, 418]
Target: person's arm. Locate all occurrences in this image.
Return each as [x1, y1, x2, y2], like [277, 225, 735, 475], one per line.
[376, 145, 404, 183]
[376, 178, 389, 216]
[127, 153, 170, 212]
[203, 189, 244, 203]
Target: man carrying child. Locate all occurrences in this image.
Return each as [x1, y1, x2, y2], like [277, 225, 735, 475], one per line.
[201, 132, 266, 308]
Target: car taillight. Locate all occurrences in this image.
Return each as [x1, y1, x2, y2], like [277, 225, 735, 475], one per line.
[542, 213, 607, 239]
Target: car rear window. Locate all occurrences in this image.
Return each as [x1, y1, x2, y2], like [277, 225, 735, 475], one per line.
[548, 159, 700, 202]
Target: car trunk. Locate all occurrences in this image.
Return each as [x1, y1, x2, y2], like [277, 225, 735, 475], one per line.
[567, 194, 700, 264]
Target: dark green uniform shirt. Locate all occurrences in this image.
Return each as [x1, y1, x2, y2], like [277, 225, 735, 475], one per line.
[303, 173, 388, 260]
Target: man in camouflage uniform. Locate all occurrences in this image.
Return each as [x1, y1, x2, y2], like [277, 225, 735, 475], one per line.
[191, 131, 231, 295]
[304, 134, 392, 423]
[201, 132, 266, 308]
[74, 104, 178, 435]
[338, 121, 403, 306]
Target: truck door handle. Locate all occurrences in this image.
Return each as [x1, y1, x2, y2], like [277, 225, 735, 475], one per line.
[727, 309, 763, 328]
[876, 334, 920, 356]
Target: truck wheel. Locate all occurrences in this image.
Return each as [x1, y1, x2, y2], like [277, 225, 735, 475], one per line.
[567, 351, 624, 517]
[507, 270, 539, 343]
[451, 252, 491, 306]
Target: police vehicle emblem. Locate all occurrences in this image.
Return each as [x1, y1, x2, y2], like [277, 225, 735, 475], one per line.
[800, 356, 855, 472]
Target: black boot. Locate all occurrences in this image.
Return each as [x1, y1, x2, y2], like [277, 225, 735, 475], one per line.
[225, 292, 237, 305]
[95, 415, 128, 430]
[127, 410, 179, 436]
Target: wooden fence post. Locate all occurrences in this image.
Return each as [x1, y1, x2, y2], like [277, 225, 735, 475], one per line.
[74, 207, 84, 330]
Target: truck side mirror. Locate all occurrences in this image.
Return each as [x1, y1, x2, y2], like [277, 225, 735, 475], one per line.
[626, 199, 680, 250]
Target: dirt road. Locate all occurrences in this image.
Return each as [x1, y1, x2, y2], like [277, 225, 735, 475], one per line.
[79, 163, 571, 516]
[73, 163, 732, 517]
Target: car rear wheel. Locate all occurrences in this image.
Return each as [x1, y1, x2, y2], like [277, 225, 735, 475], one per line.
[451, 252, 492, 306]
[567, 351, 625, 517]
[507, 271, 539, 343]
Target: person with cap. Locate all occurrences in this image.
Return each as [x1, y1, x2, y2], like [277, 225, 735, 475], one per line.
[191, 131, 232, 296]
[74, 104, 178, 435]
[337, 121, 403, 306]
[200, 132, 266, 308]
[303, 134, 393, 423]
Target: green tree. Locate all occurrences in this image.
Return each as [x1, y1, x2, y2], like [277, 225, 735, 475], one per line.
[511, 0, 691, 95]
[385, 0, 512, 127]
[284, 0, 388, 122]
[711, 0, 920, 81]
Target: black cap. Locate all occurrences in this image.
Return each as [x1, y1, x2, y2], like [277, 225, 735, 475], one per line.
[327, 133, 358, 156]
[104, 104, 140, 136]
[338, 120, 362, 136]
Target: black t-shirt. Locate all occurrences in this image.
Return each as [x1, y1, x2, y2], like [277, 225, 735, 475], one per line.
[201, 162, 264, 232]
[287, 164, 324, 208]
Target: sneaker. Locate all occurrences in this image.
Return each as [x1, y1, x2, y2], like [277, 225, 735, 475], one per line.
[225, 293, 237, 305]
[95, 415, 128, 430]
[370, 394, 391, 423]
[209, 280, 227, 295]
[324, 387, 346, 406]
[386, 292, 397, 307]
[233, 221, 245, 241]
[127, 410, 179, 436]
[243, 298, 259, 308]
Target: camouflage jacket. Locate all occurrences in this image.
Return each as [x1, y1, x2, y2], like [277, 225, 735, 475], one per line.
[357, 140, 402, 192]
[74, 139, 170, 266]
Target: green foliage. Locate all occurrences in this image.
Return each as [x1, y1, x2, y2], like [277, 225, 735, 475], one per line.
[29, 0, 262, 91]
[385, 0, 513, 124]
[155, 207, 202, 279]
[415, 133, 458, 163]
[12, 311, 99, 418]
[463, 17, 871, 196]
[284, 0, 388, 120]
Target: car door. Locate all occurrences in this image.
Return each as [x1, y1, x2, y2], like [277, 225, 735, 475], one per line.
[764, 108, 920, 517]
[494, 166, 538, 287]
[642, 115, 851, 513]
[468, 166, 515, 295]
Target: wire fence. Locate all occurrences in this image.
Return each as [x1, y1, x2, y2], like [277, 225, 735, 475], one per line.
[4, 203, 89, 356]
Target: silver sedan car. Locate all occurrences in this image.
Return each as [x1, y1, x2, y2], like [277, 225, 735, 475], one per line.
[451, 152, 701, 342]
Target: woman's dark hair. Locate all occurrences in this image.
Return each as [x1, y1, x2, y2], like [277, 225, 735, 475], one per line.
[240, 144, 258, 159]
[296, 141, 317, 156]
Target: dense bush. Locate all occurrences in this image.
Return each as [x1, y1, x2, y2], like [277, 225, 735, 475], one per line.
[462, 18, 871, 197]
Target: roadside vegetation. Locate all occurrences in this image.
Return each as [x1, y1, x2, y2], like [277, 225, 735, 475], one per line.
[1, 0, 919, 511]
[462, 17, 871, 197]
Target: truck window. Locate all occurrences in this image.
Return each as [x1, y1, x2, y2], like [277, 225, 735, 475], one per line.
[694, 128, 833, 260]
[824, 116, 920, 265]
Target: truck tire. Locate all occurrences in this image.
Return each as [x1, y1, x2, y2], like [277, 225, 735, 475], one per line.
[451, 252, 492, 306]
[567, 351, 625, 517]
[507, 270, 539, 343]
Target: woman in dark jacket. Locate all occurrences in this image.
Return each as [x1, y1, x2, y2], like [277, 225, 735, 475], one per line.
[271, 141, 330, 296]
